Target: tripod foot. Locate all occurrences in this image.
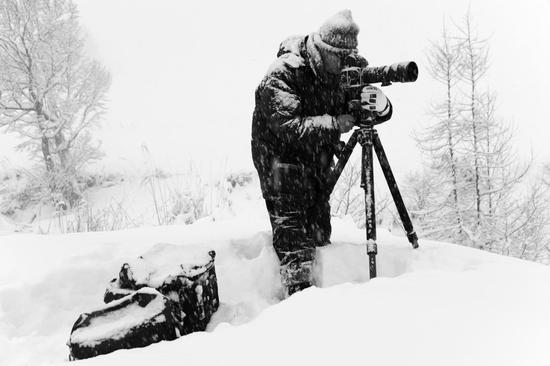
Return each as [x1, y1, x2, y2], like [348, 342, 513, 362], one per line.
[407, 231, 419, 249]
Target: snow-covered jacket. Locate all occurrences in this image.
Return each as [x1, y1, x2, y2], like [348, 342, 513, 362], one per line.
[251, 34, 390, 199]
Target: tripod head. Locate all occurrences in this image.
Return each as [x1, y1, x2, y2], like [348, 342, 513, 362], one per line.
[347, 101, 385, 127]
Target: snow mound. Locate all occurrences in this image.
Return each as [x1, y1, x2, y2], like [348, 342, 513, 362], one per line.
[70, 288, 169, 347]
[1, 182, 549, 365]
[123, 243, 215, 288]
[74, 265, 549, 366]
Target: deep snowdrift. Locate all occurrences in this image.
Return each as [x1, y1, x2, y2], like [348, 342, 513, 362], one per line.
[1, 185, 550, 366]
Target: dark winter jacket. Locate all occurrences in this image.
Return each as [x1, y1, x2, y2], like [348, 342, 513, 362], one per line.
[251, 34, 391, 199]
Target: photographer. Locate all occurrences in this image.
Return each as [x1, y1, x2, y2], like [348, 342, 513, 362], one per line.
[251, 10, 392, 296]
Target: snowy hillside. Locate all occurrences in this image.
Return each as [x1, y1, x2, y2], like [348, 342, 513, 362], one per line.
[1, 181, 550, 366]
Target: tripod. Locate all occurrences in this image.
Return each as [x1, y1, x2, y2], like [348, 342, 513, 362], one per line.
[328, 112, 419, 279]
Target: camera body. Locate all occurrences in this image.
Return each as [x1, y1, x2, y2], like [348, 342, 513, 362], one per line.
[340, 54, 418, 123]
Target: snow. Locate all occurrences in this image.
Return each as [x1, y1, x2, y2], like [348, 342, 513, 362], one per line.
[70, 288, 168, 347]
[123, 243, 215, 288]
[0, 214, 14, 235]
[1, 180, 550, 366]
[301, 114, 337, 132]
[10, 173, 228, 234]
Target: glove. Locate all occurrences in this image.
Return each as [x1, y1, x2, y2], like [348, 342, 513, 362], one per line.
[334, 114, 355, 133]
[361, 85, 390, 115]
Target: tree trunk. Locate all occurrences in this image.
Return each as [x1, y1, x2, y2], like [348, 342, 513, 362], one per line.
[446, 69, 463, 237]
[55, 132, 68, 169]
[41, 136, 54, 172]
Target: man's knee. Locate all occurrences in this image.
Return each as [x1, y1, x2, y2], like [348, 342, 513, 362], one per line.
[264, 195, 317, 264]
[277, 246, 316, 266]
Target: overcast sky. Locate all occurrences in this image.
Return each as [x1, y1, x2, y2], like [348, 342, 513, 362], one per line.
[1, 0, 549, 178]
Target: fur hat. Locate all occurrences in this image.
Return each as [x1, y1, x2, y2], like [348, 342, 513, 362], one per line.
[315, 10, 359, 53]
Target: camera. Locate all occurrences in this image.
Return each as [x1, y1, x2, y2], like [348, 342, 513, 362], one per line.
[340, 54, 418, 122]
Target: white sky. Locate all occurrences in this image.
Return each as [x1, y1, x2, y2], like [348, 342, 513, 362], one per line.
[1, 0, 550, 178]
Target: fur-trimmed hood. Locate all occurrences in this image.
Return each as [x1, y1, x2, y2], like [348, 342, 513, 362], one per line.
[277, 35, 304, 58]
[276, 34, 338, 85]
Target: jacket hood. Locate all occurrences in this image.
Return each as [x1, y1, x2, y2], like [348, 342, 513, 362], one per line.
[276, 34, 339, 86]
[277, 35, 305, 57]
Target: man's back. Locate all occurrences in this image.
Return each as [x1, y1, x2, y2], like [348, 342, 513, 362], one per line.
[251, 34, 344, 190]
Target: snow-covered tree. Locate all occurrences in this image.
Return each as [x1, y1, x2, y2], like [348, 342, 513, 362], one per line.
[498, 180, 550, 263]
[404, 168, 448, 238]
[410, 12, 550, 264]
[544, 164, 550, 187]
[415, 21, 469, 242]
[454, 13, 534, 250]
[0, 0, 111, 206]
[455, 11, 489, 231]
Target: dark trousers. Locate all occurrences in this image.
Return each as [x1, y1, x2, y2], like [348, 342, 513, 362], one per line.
[251, 141, 333, 279]
[265, 192, 331, 267]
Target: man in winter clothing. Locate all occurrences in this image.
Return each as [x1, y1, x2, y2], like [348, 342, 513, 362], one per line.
[251, 10, 392, 295]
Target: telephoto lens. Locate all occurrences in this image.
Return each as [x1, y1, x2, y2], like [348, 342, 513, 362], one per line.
[341, 56, 418, 87]
[361, 62, 418, 85]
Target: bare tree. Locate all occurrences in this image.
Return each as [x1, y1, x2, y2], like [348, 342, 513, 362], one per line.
[498, 180, 550, 263]
[0, 0, 110, 206]
[403, 169, 449, 238]
[411, 11, 550, 264]
[415, 21, 470, 242]
[475, 92, 533, 247]
[331, 158, 361, 217]
[544, 164, 550, 187]
[453, 12, 534, 249]
[455, 10, 489, 232]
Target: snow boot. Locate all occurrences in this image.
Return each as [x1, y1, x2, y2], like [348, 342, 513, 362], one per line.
[280, 260, 314, 297]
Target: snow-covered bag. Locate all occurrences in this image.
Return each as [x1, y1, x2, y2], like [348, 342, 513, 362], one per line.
[104, 243, 219, 333]
[68, 287, 183, 360]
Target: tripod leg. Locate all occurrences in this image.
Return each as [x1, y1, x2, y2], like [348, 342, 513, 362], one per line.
[361, 130, 378, 278]
[327, 130, 359, 192]
[372, 131, 419, 249]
